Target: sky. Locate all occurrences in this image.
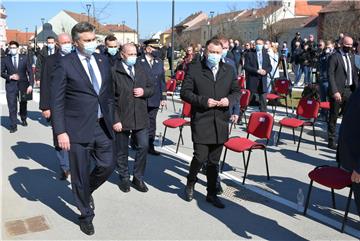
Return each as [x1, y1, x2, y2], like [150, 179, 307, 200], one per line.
[3, 0, 258, 39]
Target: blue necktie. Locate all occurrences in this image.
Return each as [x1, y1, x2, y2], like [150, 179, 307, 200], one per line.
[127, 65, 134, 79]
[86, 58, 102, 118]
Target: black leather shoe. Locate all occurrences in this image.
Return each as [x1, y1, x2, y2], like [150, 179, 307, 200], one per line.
[59, 170, 70, 180]
[216, 184, 224, 195]
[206, 194, 225, 208]
[89, 195, 95, 210]
[21, 120, 28, 126]
[118, 179, 131, 193]
[10, 127, 17, 133]
[148, 147, 160, 156]
[184, 183, 194, 202]
[132, 178, 149, 192]
[79, 221, 95, 235]
[328, 142, 337, 150]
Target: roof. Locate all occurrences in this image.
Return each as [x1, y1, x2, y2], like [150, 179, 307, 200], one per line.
[63, 10, 111, 35]
[271, 16, 318, 30]
[209, 10, 245, 25]
[176, 11, 204, 27]
[319, 0, 360, 13]
[6, 29, 35, 45]
[103, 24, 136, 33]
[234, 5, 283, 22]
[295, 0, 323, 16]
[183, 19, 207, 32]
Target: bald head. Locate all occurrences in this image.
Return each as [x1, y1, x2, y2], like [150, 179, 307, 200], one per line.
[57, 33, 72, 45]
[121, 43, 136, 54]
[343, 36, 353, 46]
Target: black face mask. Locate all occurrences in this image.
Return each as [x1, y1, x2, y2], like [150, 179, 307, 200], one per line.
[151, 50, 160, 58]
[342, 46, 352, 53]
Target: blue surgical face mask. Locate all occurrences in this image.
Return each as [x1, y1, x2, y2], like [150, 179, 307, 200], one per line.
[9, 48, 18, 55]
[82, 41, 97, 56]
[124, 56, 137, 66]
[47, 43, 55, 50]
[60, 43, 72, 55]
[221, 49, 228, 59]
[256, 44, 263, 52]
[107, 47, 118, 56]
[207, 53, 221, 67]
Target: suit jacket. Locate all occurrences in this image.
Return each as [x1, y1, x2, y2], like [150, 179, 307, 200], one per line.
[1, 54, 34, 91]
[35, 46, 59, 81]
[180, 59, 240, 144]
[137, 55, 166, 107]
[328, 51, 358, 96]
[39, 52, 62, 110]
[51, 52, 114, 143]
[338, 86, 360, 173]
[112, 59, 154, 130]
[244, 50, 272, 93]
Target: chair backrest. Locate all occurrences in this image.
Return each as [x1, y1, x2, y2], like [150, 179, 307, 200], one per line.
[175, 70, 185, 81]
[247, 112, 274, 140]
[296, 98, 320, 119]
[238, 74, 246, 89]
[166, 78, 177, 92]
[240, 89, 251, 109]
[182, 101, 192, 118]
[274, 78, 291, 95]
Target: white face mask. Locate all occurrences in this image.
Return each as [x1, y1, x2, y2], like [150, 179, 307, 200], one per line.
[9, 48, 18, 55]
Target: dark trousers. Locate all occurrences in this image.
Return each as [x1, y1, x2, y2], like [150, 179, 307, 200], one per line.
[147, 106, 159, 146]
[328, 88, 352, 143]
[69, 119, 115, 222]
[115, 128, 149, 181]
[353, 183, 360, 217]
[6, 81, 27, 128]
[187, 143, 223, 195]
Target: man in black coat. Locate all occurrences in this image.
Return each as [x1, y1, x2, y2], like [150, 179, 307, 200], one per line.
[244, 38, 272, 112]
[180, 38, 240, 208]
[103, 35, 119, 66]
[39, 33, 73, 180]
[51, 22, 115, 235]
[35, 36, 58, 85]
[327, 36, 359, 149]
[112, 43, 154, 193]
[1, 40, 34, 133]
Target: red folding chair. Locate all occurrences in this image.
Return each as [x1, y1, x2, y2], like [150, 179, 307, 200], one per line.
[221, 112, 274, 184]
[276, 98, 320, 152]
[175, 70, 185, 82]
[266, 78, 292, 116]
[240, 89, 251, 126]
[166, 78, 177, 112]
[304, 165, 353, 232]
[238, 74, 246, 89]
[162, 102, 191, 153]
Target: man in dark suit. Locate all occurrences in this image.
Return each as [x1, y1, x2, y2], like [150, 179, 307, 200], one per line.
[138, 39, 167, 155]
[244, 38, 272, 112]
[35, 36, 58, 86]
[51, 22, 115, 235]
[1, 40, 34, 133]
[103, 35, 119, 66]
[112, 43, 154, 193]
[166, 42, 173, 72]
[180, 38, 240, 208]
[39, 33, 73, 180]
[328, 36, 358, 149]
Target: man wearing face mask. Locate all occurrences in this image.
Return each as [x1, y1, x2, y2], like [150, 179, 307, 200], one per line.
[327, 36, 359, 150]
[35, 36, 58, 86]
[104, 35, 119, 66]
[318, 40, 335, 105]
[138, 39, 167, 156]
[112, 43, 154, 193]
[51, 22, 115, 235]
[244, 38, 272, 112]
[1, 41, 34, 133]
[39, 33, 73, 180]
[181, 38, 240, 208]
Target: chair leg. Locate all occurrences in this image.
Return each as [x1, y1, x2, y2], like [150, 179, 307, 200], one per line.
[242, 150, 252, 185]
[180, 128, 184, 145]
[312, 124, 317, 151]
[161, 126, 167, 147]
[331, 188, 336, 209]
[285, 97, 289, 116]
[296, 126, 304, 153]
[303, 180, 314, 215]
[273, 104, 277, 117]
[276, 125, 283, 146]
[242, 151, 246, 168]
[220, 148, 228, 173]
[292, 128, 296, 144]
[171, 95, 175, 112]
[341, 187, 353, 233]
[244, 112, 248, 126]
[264, 148, 270, 180]
[176, 127, 183, 153]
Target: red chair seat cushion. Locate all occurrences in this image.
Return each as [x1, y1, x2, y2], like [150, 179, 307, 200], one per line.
[267, 93, 281, 100]
[279, 118, 304, 128]
[320, 102, 330, 110]
[163, 118, 188, 128]
[224, 137, 265, 152]
[309, 167, 352, 189]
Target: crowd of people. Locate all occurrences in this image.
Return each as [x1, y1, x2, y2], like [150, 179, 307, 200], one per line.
[1, 21, 360, 236]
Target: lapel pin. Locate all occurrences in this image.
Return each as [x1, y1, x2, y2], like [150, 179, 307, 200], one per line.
[141, 59, 145, 62]
[155, 60, 158, 63]
[99, 58, 102, 62]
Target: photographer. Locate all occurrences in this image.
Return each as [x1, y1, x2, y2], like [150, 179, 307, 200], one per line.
[299, 43, 313, 86]
[292, 41, 304, 86]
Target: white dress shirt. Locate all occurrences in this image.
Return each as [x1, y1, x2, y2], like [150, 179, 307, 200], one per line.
[77, 51, 102, 89]
[122, 61, 136, 78]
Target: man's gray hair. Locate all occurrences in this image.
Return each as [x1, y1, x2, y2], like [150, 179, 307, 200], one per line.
[71, 22, 95, 41]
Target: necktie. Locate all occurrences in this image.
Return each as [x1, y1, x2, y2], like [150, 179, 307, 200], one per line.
[344, 54, 352, 86]
[13, 56, 18, 70]
[212, 66, 217, 81]
[86, 58, 102, 118]
[257, 52, 263, 69]
[128, 65, 134, 79]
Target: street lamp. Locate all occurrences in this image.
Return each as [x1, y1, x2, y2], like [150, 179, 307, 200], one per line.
[136, 0, 139, 44]
[122, 20, 125, 44]
[209, 11, 214, 38]
[170, 0, 175, 76]
[41, 18, 45, 26]
[86, 4, 91, 23]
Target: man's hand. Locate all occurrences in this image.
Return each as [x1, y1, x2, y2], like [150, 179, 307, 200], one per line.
[36, 80, 40, 87]
[333, 92, 342, 103]
[207, 98, 219, 108]
[57, 133, 70, 151]
[160, 100, 167, 108]
[26, 86, 33, 94]
[42, 110, 51, 119]
[113, 122, 122, 132]
[10, 74, 19, 80]
[351, 170, 360, 184]
[218, 97, 229, 107]
[133, 88, 144, 97]
[230, 115, 239, 123]
[257, 69, 267, 76]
